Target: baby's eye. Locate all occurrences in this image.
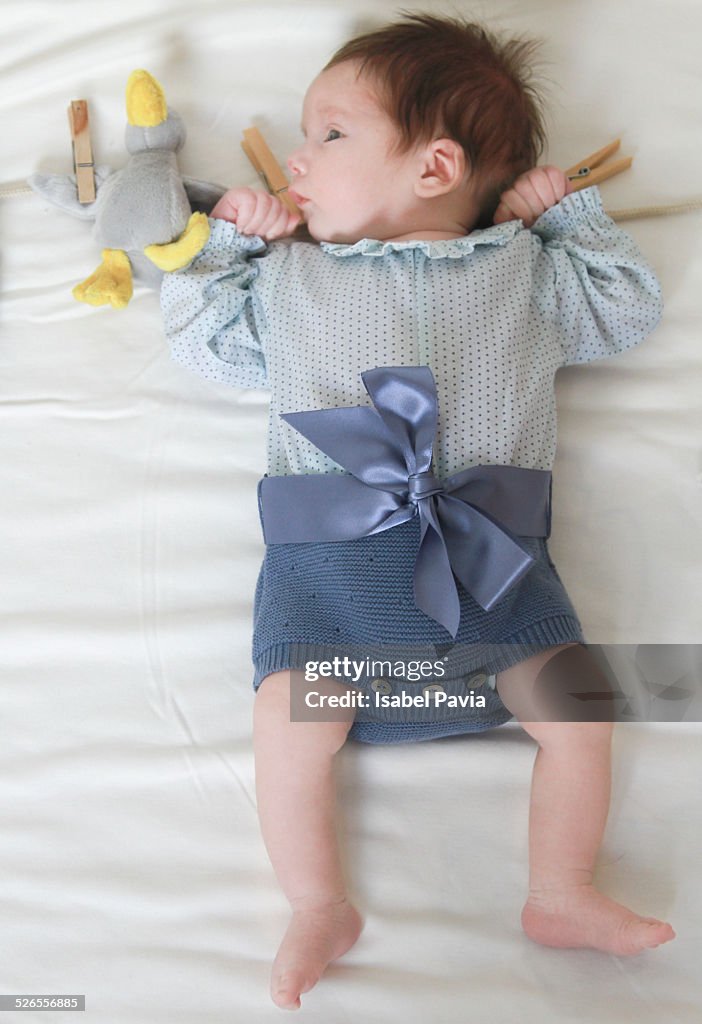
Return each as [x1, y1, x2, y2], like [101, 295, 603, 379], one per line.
[324, 128, 342, 142]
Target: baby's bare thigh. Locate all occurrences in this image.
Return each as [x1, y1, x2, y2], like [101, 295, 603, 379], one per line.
[255, 670, 355, 755]
[495, 643, 615, 733]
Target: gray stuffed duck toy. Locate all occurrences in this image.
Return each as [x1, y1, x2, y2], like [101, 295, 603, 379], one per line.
[29, 70, 227, 309]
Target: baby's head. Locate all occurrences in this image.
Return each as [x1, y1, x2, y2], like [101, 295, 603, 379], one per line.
[287, 12, 547, 244]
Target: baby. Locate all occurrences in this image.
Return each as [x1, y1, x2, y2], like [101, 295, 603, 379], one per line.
[160, 13, 676, 1011]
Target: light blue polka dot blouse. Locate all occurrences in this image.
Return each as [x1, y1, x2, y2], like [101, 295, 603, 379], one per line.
[160, 185, 663, 479]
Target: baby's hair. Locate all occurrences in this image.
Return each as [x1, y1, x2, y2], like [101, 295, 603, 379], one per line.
[323, 11, 548, 227]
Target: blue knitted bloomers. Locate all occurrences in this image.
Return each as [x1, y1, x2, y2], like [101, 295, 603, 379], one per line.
[252, 515, 585, 744]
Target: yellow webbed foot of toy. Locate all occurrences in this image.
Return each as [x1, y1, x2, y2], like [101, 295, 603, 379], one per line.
[144, 212, 211, 271]
[72, 249, 133, 309]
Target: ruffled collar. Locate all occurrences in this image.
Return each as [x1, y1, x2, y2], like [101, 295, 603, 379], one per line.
[319, 220, 522, 259]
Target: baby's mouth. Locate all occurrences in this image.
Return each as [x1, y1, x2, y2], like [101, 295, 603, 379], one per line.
[288, 189, 310, 207]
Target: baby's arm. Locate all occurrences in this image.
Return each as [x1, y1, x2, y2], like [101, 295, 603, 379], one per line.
[160, 190, 298, 388]
[210, 187, 301, 240]
[520, 181, 663, 366]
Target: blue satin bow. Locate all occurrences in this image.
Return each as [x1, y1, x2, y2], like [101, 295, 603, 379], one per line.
[258, 366, 551, 637]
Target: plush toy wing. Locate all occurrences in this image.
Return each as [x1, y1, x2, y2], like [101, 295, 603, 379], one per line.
[182, 175, 228, 214]
[27, 165, 114, 220]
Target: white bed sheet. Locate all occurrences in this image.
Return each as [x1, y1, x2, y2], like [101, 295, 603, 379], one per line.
[1, 1, 701, 1021]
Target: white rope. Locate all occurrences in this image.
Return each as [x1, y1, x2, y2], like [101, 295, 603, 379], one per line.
[607, 199, 702, 221]
[0, 181, 34, 198]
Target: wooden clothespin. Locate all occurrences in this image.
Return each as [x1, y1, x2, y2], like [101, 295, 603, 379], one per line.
[67, 99, 96, 204]
[241, 127, 301, 216]
[566, 139, 632, 191]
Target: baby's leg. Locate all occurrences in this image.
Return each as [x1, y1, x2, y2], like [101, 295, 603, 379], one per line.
[495, 644, 675, 955]
[254, 670, 363, 1010]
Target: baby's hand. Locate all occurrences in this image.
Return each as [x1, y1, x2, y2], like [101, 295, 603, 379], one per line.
[493, 166, 573, 228]
[209, 187, 301, 240]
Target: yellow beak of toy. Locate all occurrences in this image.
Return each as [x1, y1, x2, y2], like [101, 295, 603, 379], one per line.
[126, 70, 168, 127]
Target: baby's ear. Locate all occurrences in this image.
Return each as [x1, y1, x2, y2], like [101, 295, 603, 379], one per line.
[415, 138, 466, 197]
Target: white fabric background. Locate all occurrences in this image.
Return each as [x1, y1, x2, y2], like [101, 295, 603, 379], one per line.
[1, 1, 700, 1021]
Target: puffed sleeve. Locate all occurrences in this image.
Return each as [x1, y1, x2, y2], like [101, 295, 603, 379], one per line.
[528, 186, 663, 366]
[160, 218, 275, 388]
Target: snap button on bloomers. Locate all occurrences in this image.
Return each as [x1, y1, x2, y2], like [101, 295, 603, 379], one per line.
[422, 683, 446, 697]
[371, 678, 392, 695]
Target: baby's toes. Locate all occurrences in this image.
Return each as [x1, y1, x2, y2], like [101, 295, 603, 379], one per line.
[271, 969, 303, 1011]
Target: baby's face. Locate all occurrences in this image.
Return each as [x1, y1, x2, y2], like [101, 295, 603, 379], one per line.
[287, 61, 421, 244]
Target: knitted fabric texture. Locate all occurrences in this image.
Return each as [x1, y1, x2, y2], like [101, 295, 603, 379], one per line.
[252, 516, 585, 743]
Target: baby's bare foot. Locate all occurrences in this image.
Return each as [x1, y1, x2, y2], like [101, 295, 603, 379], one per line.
[522, 884, 675, 956]
[271, 896, 363, 1010]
